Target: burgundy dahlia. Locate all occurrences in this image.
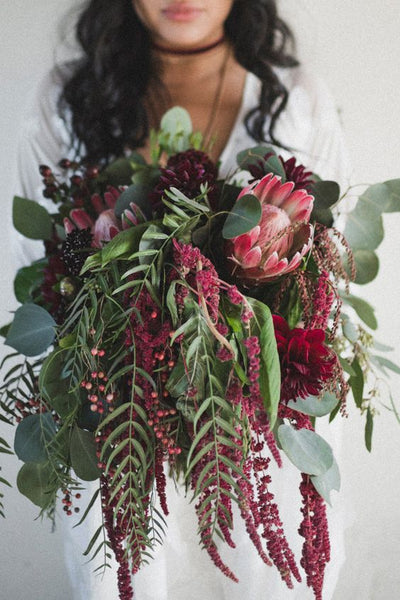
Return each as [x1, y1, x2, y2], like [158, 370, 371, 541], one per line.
[249, 154, 315, 191]
[273, 315, 336, 402]
[151, 149, 218, 211]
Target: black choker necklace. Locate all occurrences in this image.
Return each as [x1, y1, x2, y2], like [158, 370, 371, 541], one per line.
[152, 36, 225, 56]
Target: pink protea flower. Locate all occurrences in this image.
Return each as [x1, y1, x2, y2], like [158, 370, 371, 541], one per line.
[93, 208, 121, 247]
[227, 173, 314, 283]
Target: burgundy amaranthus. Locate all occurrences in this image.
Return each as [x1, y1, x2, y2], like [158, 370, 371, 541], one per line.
[299, 475, 331, 600]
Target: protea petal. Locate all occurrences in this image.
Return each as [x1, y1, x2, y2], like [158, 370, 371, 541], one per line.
[232, 226, 260, 260]
[241, 246, 262, 268]
[257, 205, 292, 253]
[266, 180, 295, 208]
[91, 193, 105, 215]
[280, 189, 314, 222]
[70, 208, 94, 230]
[104, 187, 120, 209]
[93, 209, 121, 248]
[63, 217, 75, 235]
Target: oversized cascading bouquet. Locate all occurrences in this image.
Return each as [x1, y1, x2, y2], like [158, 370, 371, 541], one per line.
[1, 108, 399, 600]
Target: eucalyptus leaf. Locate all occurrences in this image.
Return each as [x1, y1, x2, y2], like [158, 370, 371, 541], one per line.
[13, 196, 53, 240]
[103, 155, 139, 186]
[287, 392, 339, 418]
[264, 156, 286, 180]
[70, 426, 100, 481]
[236, 145, 276, 171]
[0, 323, 11, 338]
[370, 355, 400, 375]
[380, 179, 400, 212]
[311, 456, 340, 505]
[114, 183, 154, 220]
[17, 461, 54, 508]
[352, 249, 380, 284]
[5, 304, 56, 356]
[342, 318, 359, 343]
[14, 261, 46, 304]
[277, 424, 333, 476]
[222, 194, 262, 239]
[14, 413, 57, 463]
[340, 292, 377, 330]
[161, 106, 192, 137]
[39, 349, 79, 418]
[344, 196, 384, 251]
[310, 180, 340, 209]
[373, 340, 394, 352]
[159, 107, 193, 154]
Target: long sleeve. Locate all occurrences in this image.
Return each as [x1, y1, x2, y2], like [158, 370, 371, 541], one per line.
[13, 69, 73, 266]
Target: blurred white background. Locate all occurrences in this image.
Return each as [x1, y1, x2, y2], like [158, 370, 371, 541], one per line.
[0, 1, 399, 598]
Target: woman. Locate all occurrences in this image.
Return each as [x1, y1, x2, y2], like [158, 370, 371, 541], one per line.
[17, 1, 348, 598]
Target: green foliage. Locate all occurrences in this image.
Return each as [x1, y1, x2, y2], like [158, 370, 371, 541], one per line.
[14, 261, 46, 304]
[5, 304, 56, 356]
[344, 179, 400, 284]
[158, 107, 193, 155]
[14, 413, 57, 463]
[351, 249, 380, 285]
[247, 297, 281, 428]
[287, 392, 339, 418]
[16, 461, 55, 509]
[102, 155, 138, 186]
[114, 183, 155, 220]
[365, 407, 373, 452]
[340, 292, 377, 330]
[370, 355, 400, 376]
[310, 180, 340, 226]
[100, 223, 150, 267]
[311, 456, 341, 505]
[277, 424, 334, 476]
[349, 358, 364, 409]
[236, 145, 286, 180]
[222, 194, 262, 239]
[12, 196, 53, 240]
[39, 349, 79, 418]
[70, 426, 100, 481]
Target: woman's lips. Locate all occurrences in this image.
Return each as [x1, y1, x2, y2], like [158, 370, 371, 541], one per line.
[162, 4, 203, 22]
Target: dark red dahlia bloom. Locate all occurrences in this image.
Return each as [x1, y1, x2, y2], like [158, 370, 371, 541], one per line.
[273, 315, 336, 402]
[249, 154, 315, 191]
[151, 149, 218, 211]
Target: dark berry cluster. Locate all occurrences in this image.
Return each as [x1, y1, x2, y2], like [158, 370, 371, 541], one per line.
[62, 228, 93, 276]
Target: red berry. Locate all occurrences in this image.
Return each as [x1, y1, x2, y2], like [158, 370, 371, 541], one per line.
[39, 165, 52, 177]
[59, 158, 71, 169]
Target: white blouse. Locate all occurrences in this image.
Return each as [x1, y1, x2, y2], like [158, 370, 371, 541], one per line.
[16, 65, 350, 600]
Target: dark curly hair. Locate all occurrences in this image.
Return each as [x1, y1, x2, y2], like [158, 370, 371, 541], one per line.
[60, 0, 298, 162]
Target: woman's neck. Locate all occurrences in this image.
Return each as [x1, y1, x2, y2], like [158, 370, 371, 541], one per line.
[154, 39, 232, 90]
